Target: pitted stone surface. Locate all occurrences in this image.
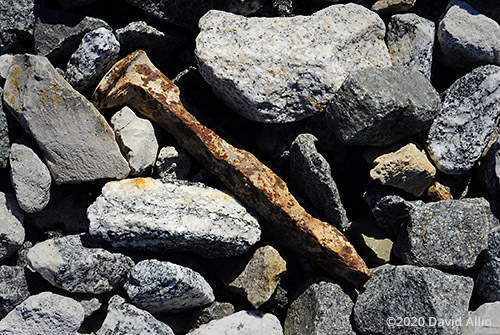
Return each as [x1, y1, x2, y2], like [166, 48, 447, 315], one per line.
[0, 192, 24, 261]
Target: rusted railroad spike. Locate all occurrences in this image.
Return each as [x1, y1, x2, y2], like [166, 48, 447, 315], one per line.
[92, 50, 372, 287]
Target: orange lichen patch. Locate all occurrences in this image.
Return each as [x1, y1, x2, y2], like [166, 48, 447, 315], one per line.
[133, 177, 154, 190]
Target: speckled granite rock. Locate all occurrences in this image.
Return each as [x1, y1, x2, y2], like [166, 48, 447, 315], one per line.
[0, 292, 84, 335]
[354, 264, 473, 335]
[284, 279, 356, 335]
[196, 4, 391, 123]
[125, 259, 214, 313]
[461, 301, 500, 335]
[386, 13, 435, 79]
[0, 0, 34, 52]
[0, 266, 29, 319]
[372, 0, 416, 15]
[426, 65, 500, 175]
[326, 66, 441, 146]
[189, 302, 235, 332]
[486, 226, 500, 260]
[97, 295, 174, 335]
[0, 192, 24, 261]
[88, 178, 261, 257]
[290, 133, 349, 231]
[0, 87, 9, 169]
[3, 54, 130, 184]
[476, 257, 500, 302]
[26, 234, 134, 294]
[155, 144, 192, 180]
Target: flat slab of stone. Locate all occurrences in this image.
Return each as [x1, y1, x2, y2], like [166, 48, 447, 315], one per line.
[0, 192, 24, 261]
[3, 54, 130, 184]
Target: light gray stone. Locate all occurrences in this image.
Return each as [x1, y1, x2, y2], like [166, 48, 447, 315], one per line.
[476, 257, 500, 302]
[27, 234, 134, 294]
[125, 259, 214, 313]
[461, 301, 500, 335]
[56, 0, 97, 9]
[71, 294, 101, 318]
[0, 0, 34, 52]
[0, 266, 29, 319]
[0, 87, 9, 169]
[111, 107, 158, 175]
[3, 54, 130, 184]
[0, 54, 20, 82]
[88, 178, 261, 257]
[155, 144, 192, 180]
[195, 4, 391, 123]
[426, 65, 500, 175]
[0, 292, 84, 335]
[0, 192, 24, 261]
[372, 0, 416, 15]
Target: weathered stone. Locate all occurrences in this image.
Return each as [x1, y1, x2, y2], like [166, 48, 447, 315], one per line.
[0, 0, 34, 52]
[0, 54, 20, 82]
[284, 279, 355, 335]
[349, 216, 393, 265]
[229, 246, 287, 308]
[426, 65, 500, 175]
[56, 0, 97, 9]
[354, 264, 474, 335]
[3, 54, 130, 184]
[155, 144, 192, 180]
[0, 192, 24, 261]
[425, 180, 454, 201]
[111, 107, 158, 175]
[438, 1, 500, 71]
[9, 138, 51, 213]
[189, 302, 235, 332]
[290, 133, 349, 231]
[0, 266, 29, 319]
[188, 310, 283, 335]
[0, 292, 84, 335]
[476, 257, 500, 302]
[97, 295, 174, 335]
[196, 4, 391, 123]
[0, 87, 9, 169]
[125, 259, 214, 313]
[372, 0, 416, 15]
[27, 234, 134, 294]
[88, 178, 260, 257]
[327, 66, 441, 146]
[386, 13, 435, 79]
[461, 302, 500, 335]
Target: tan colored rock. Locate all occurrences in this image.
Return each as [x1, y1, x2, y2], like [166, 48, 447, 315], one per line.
[229, 245, 286, 308]
[364, 142, 436, 197]
[349, 216, 393, 266]
[372, 0, 416, 15]
[425, 180, 453, 201]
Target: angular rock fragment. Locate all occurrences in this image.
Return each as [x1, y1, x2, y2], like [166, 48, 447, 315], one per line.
[354, 264, 473, 335]
[0, 0, 35, 52]
[461, 302, 500, 335]
[0, 292, 84, 335]
[155, 144, 192, 180]
[0, 87, 9, 169]
[476, 257, 500, 302]
[3, 54, 130, 184]
[27, 234, 134, 294]
[88, 178, 261, 257]
[125, 259, 214, 313]
[349, 216, 393, 265]
[426, 65, 500, 175]
[189, 302, 235, 332]
[196, 4, 391, 123]
[372, 0, 416, 15]
[0, 266, 29, 319]
[0, 192, 24, 261]
[327, 66, 441, 146]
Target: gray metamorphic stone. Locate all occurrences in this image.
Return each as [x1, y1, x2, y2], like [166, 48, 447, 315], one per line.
[0, 292, 84, 335]
[426, 65, 500, 175]
[88, 178, 261, 257]
[188, 310, 283, 335]
[326, 65, 441, 146]
[26, 234, 134, 294]
[9, 139, 51, 213]
[0, 87, 9, 169]
[354, 264, 474, 335]
[438, 1, 500, 72]
[3, 54, 130, 184]
[476, 257, 500, 302]
[290, 133, 349, 231]
[97, 295, 174, 335]
[65, 27, 120, 90]
[284, 280, 356, 335]
[386, 13, 435, 79]
[125, 259, 215, 313]
[0, 266, 30, 319]
[155, 144, 192, 180]
[395, 198, 496, 270]
[195, 4, 391, 123]
[0, 192, 24, 260]
[56, 0, 97, 10]
[0, 0, 34, 52]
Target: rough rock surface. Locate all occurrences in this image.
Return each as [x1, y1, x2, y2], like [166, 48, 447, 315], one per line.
[0, 0, 35, 52]
[0, 87, 10, 169]
[196, 4, 391, 123]
[0, 292, 84, 335]
[438, 1, 500, 71]
[290, 133, 349, 231]
[88, 178, 261, 257]
[97, 295, 174, 335]
[111, 107, 158, 175]
[0, 192, 24, 260]
[3, 54, 130, 184]
[155, 144, 192, 180]
[426, 65, 500, 175]
[326, 66, 441, 146]
[372, 0, 416, 15]
[364, 189, 412, 236]
[461, 301, 500, 335]
[0, 266, 30, 319]
[189, 302, 235, 332]
[125, 259, 215, 313]
[476, 257, 500, 302]
[386, 13, 435, 79]
[9, 138, 51, 213]
[354, 264, 474, 335]
[228, 245, 287, 308]
[284, 280, 356, 335]
[188, 310, 283, 335]
[26, 234, 134, 294]
[349, 216, 393, 265]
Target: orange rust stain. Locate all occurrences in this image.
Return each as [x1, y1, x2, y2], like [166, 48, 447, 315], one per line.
[133, 177, 153, 189]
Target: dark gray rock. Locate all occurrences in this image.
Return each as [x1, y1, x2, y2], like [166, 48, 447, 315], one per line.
[426, 65, 500, 175]
[476, 137, 500, 196]
[189, 302, 235, 332]
[56, 0, 97, 9]
[26, 234, 134, 294]
[284, 279, 356, 335]
[354, 264, 474, 335]
[0, 87, 9, 169]
[486, 226, 500, 260]
[476, 257, 500, 302]
[0, 266, 29, 319]
[0, 0, 34, 52]
[326, 66, 441, 146]
[290, 133, 349, 231]
[0, 192, 24, 261]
